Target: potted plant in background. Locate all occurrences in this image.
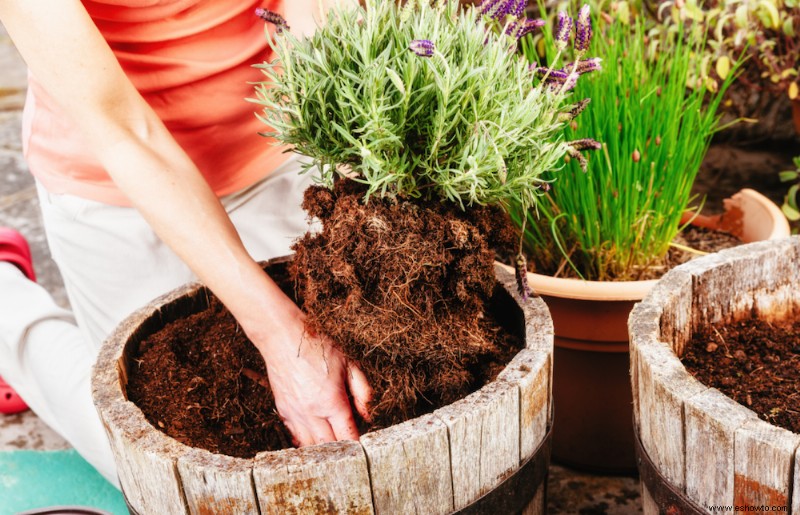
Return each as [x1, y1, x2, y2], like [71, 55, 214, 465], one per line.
[655, 0, 800, 142]
[505, 6, 790, 473]
[780, 155, 800, 232]
[92, 1, 599, 513]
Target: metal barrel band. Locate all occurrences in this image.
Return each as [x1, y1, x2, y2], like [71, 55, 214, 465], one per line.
[124, 425, 553, 515]
[635, 430, 706, 515]
[453, 423, 553, 515]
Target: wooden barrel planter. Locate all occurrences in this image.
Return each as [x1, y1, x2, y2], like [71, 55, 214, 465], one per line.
[629, 236, 800, 514]
[92, 258, 554, 515]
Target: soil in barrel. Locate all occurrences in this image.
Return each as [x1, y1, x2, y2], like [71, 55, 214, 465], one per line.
[682, 318, 800, 434]
[126, 180, 524, 458]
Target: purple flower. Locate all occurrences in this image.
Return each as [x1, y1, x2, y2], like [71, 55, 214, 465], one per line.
[514, 253, 533, 301]
[255, 7, 289, 32]
[575, 4, 593, 54]
[566, 58, 602, 74]
[555, 12, 573, 50]
[567, 98, 591, 119]
[479, 0, 526, 20]
[410, 39, 435, 57]
[532, 67, 579, 90]
[505, 18, 546, 40]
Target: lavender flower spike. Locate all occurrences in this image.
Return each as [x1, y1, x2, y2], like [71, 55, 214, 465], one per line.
[568, 138, 602, 151]
[575, 4, 592, 54]
[506, 18, 546, 40]
[255, 7, 289, 32]
[555, 12, 573, 50]
[410, 39, 435, 58]
[566, 58, 603, 75]
[478, 0, 502, 17]
[479, 0, 525, 20]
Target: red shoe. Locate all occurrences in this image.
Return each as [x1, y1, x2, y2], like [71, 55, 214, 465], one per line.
[0, 227, 36, 281]
[0, 376, 28, 414]
[0, 227, 35, 414]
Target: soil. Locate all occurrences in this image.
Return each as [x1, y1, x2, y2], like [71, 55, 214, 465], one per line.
[673, 141, 800, 437]
[291, 180, 521, 428]
[681, 317, 800, 434]
[126, 180, 524, 457]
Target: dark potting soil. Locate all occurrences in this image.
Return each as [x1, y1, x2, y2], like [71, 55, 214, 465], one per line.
[126, 182, 524, 458]
[682, 317, 800, 434]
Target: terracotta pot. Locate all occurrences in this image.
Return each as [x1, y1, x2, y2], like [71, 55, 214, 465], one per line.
[502, 188, 790, 474]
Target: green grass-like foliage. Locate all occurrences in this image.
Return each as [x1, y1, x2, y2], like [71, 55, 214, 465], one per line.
[516, 13, 736, 281]
[252, 0, 579, 211]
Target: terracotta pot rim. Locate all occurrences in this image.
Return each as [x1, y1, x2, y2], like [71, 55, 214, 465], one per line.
[513, 188, 790, 302]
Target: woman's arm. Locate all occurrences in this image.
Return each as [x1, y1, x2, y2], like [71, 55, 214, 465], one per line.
[0, 0, 371, 446]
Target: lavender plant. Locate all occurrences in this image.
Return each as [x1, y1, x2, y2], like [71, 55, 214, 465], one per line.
[514, 10, 739, 281]
[252, 0, 598, 218]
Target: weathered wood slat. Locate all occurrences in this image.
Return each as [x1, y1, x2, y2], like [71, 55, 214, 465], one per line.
[497, 349, 550, 462]
[733, 418, 800, 510]
[177, 448, 258, 515]
[100, 403, 189, 515]
[684, 239, 797, 331]
[684, 389, 754, 509]
[253, 441, 373, 515]
[360, 413, 453, 515]
[635, 338, 707, 489]
[435, 379, 520, 510]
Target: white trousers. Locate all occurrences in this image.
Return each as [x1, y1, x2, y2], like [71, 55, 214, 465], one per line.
[0, 155, 314, 487]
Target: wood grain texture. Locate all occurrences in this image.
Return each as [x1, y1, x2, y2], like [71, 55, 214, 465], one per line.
[684, 389, 755, 509]
[100, 402, 189, 515]
[635, 338, 707, 489]
[733, 417, 800, 510]
[497, 349, 550, 462]
[177, 448, 258, 515]
[254, 441, 373, 515]
[435, 379, 520, 510]
[360, 413, 453, 515]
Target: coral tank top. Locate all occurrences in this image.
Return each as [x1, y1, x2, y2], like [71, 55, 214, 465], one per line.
[22, 0, 287, 206]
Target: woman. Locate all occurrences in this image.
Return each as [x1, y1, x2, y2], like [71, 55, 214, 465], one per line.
[0, 0, 370, 486]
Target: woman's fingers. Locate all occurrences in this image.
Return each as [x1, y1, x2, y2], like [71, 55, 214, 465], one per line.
[347, 362, 374, 422]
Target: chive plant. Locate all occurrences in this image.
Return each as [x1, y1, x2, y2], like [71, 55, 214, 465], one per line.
[516, 12, 738, 281]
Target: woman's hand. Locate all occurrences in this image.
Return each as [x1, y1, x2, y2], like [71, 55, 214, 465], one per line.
[246, 290, 373, 445]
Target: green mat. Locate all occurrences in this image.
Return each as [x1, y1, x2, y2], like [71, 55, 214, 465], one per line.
[0, 449, 127, 515]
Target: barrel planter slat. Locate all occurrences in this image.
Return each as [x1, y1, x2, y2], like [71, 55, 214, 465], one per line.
[734, 418, 799, 508]
[253, 441, 373, 514]
[684, 389, 754, 507]
[497, 349, 551, 463]
[177, 449, 258, 514]
[629, 237, 800, 514]
[92, 260, 553, 515]
[361, 413, 454, 513]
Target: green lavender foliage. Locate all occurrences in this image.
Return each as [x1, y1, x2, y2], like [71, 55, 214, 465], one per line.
[252, 0, 580, 211]
[514, 13, 738, 281]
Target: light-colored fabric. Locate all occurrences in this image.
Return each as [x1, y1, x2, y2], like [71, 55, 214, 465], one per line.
[0, 155, 314, 486]
[22, 0, 287, 206]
